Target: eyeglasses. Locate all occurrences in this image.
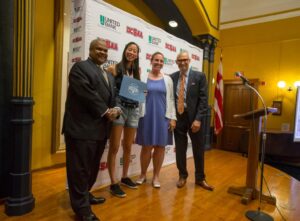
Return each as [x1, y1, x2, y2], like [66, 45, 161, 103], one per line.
[176, 59, 189, 63]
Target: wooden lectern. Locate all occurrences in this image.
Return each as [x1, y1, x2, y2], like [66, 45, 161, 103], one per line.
[227, 108, 277, 205]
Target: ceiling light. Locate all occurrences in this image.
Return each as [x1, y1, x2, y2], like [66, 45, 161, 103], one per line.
[168, 20, 178, 28]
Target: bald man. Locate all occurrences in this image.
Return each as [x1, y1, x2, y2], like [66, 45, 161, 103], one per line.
[63, 39, 120, 221]
[171, 51, 214, 191]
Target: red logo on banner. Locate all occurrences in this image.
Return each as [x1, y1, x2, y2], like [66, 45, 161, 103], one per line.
[73, 17, 82, 23]
[165, 43, 176, 52]
[98, 38, 118, 51]
[71, 57, 81, 62]
[72, 37, 82, 43]
[126, 26, 143, 38]
[99, 162, 108, 171]
[146, 53, 152, 60]
[192, 54, 200, 61]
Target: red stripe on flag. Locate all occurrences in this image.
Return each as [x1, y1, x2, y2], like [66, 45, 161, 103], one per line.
[214, 60, 223, 135]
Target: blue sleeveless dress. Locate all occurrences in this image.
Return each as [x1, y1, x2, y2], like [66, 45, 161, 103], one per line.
[136, 78, 173, 146]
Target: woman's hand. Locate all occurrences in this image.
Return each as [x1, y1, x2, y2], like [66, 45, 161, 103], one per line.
[169, 119, 176, 131]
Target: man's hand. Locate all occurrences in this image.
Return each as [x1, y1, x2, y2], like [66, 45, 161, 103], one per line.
[191, 120, 201, 133]
[105, 108, 121, 121]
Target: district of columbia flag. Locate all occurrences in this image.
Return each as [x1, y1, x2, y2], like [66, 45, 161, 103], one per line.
[214, 57, 224, 134]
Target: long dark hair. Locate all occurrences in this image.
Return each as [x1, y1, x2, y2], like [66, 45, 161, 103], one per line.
[116, 42, 140, 80]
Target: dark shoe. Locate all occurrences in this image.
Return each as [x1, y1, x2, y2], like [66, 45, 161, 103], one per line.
[121, 177, 138, 189]
[176, 177, 186, 188]
[195, 180, 214, 191]
[110, 183, 126, 198]
[89, 193, 106, 205]
[91, 212, 100, 221]
[77, 212, 100, 221]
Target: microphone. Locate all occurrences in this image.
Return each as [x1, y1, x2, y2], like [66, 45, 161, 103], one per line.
[235, 72, 250, 84]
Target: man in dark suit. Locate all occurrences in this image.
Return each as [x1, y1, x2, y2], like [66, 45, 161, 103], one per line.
[62, 39, 120, 221]
[171, 51, 214, 191]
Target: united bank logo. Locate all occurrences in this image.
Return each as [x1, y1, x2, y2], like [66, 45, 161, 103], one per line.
[73, 26, 82, 33]
[164, 57, 175, 66]
[127, 26, 143, 38]
[165, 146, 172, 154]
[148, 35, 161, 46]
[180, 48, 187, 53]
[72, 46, 81, 53]
[99, 15, 120, 30]
[120, 154, 136, 165]
[74, 7, 81, 12]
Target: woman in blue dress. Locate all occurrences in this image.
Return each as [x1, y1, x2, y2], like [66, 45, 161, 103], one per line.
[136, 52, 176, 188]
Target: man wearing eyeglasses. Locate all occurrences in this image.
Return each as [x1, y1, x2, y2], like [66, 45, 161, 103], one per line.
[170, 51, 214, 191]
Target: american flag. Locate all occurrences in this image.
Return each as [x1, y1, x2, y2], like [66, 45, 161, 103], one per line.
[214, 58, 224, 135]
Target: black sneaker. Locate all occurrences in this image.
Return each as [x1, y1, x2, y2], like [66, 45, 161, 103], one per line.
[121, 177, 138, 189]
[110, 184, 126, 198]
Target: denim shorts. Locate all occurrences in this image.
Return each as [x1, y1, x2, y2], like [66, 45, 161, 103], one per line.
[113, 102, 140, 128]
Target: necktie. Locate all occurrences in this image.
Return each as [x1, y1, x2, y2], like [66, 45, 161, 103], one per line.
[177, 73, 186, 114]
[100, 66, 109, 85]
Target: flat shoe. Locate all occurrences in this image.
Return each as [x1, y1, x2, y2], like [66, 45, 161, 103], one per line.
[152, 180, 160, 188]
[136, 177, 146, 185]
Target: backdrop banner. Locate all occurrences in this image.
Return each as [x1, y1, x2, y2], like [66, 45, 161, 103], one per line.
[69, 0, 203, 188]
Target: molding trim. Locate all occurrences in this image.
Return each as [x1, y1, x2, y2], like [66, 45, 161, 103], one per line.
[221, 8, 300, 29]
[199, 0, 220, 31]
[52, 0, 65, 153]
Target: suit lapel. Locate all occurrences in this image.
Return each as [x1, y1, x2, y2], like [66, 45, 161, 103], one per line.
[107, 73, 114, 96]
[186, 69, 194, 98]
[87, 58, 111, 91]
[94, 64, 111, 92]
[173, 71, 180, 98]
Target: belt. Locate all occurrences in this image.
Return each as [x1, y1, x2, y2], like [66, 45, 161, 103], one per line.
[120, 101, 139, 108]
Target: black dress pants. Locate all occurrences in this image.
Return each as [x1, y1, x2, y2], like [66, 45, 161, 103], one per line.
[174, 111, 205, 181]
[65, 136, 106, 215]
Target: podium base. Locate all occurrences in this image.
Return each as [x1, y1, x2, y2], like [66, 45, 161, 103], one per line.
[228, 186, 276, 205]
[245, 210, 274, 221]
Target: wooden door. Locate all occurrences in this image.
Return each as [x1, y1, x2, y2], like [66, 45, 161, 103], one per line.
[217, 80, 259, 152]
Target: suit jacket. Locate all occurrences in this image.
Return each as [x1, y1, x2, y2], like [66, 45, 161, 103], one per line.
[171, 69, 208, 123]
[62, 58, 116, 140]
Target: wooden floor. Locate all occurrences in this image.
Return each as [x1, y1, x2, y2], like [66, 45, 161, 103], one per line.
[1, 149, 299, 221]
